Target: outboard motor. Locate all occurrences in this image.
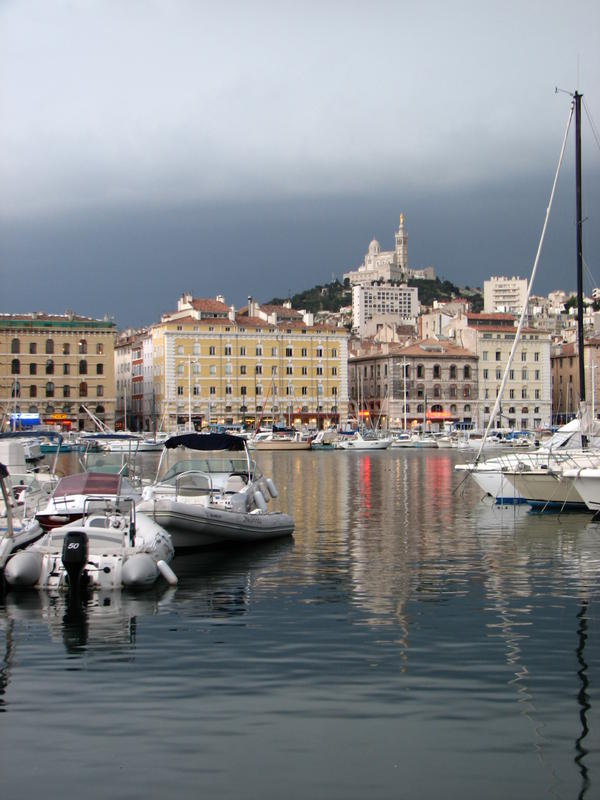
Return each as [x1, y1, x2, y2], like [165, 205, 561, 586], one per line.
[61, 530, 89, 597]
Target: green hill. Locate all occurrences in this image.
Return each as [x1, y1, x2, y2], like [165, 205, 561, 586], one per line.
[267, 278, 483, 314]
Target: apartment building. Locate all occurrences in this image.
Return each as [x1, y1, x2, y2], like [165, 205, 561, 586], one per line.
[349, 339, 478, 429]
[1, 312, 116, 431]
[151, 294, 349, 431]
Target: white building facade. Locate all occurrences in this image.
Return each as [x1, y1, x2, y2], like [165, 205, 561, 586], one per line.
[483, 276, 528, 314]
[352, 283, 419, 335]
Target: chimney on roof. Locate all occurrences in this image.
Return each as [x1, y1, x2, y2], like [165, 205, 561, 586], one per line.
[216, 294, 225, 304]
[229, 305, 236, 322]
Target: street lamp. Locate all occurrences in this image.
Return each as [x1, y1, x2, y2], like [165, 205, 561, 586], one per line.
[187, 357, 198, 431]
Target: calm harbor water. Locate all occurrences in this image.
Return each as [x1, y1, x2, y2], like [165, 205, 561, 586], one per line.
[1, 448, 599, 799]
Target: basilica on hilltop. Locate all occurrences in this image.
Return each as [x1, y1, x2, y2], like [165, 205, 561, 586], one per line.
[343, 213, 434, 286]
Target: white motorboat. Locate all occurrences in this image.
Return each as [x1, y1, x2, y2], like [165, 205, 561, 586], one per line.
[336, 430, 392, 450]
[4, 499, 176, 593]
[499, 459, 592, 511]
[137, 432, 294, 548]
[35, 471, 142, 532]
[391, 432, 419, 448]
[247, 428, 312, 450]
[455, 419, 600, 504]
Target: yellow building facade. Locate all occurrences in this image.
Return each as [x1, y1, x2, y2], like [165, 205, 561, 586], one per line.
[0, 313, 116, 431]
[151, 298, 349, 431]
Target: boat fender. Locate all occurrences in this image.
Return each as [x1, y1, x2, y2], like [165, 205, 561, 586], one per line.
[265, 478, 278, 498]
[157, 559, 178, 586]
[3, 550, 44, 587]
[252, 489, 267, 513]
[257, 477, 271, 502]
[122, 553, 159, 588]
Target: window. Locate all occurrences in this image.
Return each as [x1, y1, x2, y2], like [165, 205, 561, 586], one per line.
[11, 359, 20, 374]
[225, 345, 232, 356]
[209, 346, 216, 356]
[11, 381, 20, 397]
[210, 386, 216, 395]
[433, 385, 441, 398]
[225, 363, 232, 375]
[286, 347, 293, 358]
[29, 342, 37, 354]
[193, 343, 200, 355]
[450, 365, 457, 379]
[62, 343, 70, 355]
[450, 385, 457, 398]
[29, 363, 37, 375]
[316, 347, 323, 358]
[535, 389, 540, 399]
[464, 365, 471, 379]
[240, 365, 247, 375]
[271, 347, 277, 357]
[177, 386, 184, 396]
[46, 359, 54, 375]
[495, 351, 501, 361]
[331, 349, 337, 358]
[522, 369, 528, 380]
[286, 366, 293, 375]
[433, 364, 441, 379]
[240, 346, 246, 356]
[96, 343, 104, 355]
[482, 352, 488, 362]
[225, 385, 232, 395]
[255, 365, 262, 375]
[463, 386, 471, 398]
[63, 364, 70, 375]
[46, 339, 54, 355]
[255, 385, 262, 396]
[79, 382, 88, 397]
[96, 363, 103, 375]
[256, 346, 262, 356]
[79, 359, 87, 375]
[534, 352, 540, 362]
[193, 385, 200, 396]
[11, 338, 20, 354]
[63, 385, 70, 398]
[46, 381, 55, 398]
[177, 364, 184, 376]
[209, 365, 216, 376]
[509, 389, 515, 399]
[509, 370, 514, 380]
[332, 367, 337, 376]
[78, 339, 87, 354]
[177, 345, 184, 355]
[271, 366, 277, 375]
[417, 364, 424, 379]
[521, 388, 527, 399]
[483, 369, 488, 380]
[521, 351, 527, 362]
[496, 369, 501, 380]
[241, 386, 247, 396]
[535, 370, 540, 380]
[332, 387, 337, 395]
[301, 386, 308, 396]
[29, 385, 37, 398]
[316, 366, 323, 376]
[301, 348, 307, 357]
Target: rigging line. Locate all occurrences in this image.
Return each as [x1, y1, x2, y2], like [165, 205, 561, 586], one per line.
[474, 99, 575, 466]
[582, 100, 600, 154]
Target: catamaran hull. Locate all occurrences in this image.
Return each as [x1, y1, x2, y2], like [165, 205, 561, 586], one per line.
[137, 499, 294, 548]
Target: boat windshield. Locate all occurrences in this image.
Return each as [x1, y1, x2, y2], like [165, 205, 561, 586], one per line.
[157, 452, 252, 485]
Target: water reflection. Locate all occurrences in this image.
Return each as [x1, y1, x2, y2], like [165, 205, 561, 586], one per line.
[2, 448, 597, 799]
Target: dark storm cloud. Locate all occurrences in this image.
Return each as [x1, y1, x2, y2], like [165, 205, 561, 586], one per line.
[0, 1, 599, 324]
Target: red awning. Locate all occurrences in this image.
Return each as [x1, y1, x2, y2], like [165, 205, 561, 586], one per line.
[425, 411, 454, 421]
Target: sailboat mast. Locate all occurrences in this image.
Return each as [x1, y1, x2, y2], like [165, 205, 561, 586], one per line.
[575, 90, 585, 402]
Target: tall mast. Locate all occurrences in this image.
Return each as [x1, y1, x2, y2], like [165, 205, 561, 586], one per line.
[575, 90, 585, 403]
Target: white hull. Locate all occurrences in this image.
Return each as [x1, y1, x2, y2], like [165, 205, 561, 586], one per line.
[248, 440, 311, 451]
[502, 471, 587, 510]
[561, 468, 600, 512]
[136, 498, 294, 548]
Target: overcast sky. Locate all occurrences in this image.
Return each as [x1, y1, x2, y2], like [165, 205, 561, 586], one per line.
[1, 0, 599, 327]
